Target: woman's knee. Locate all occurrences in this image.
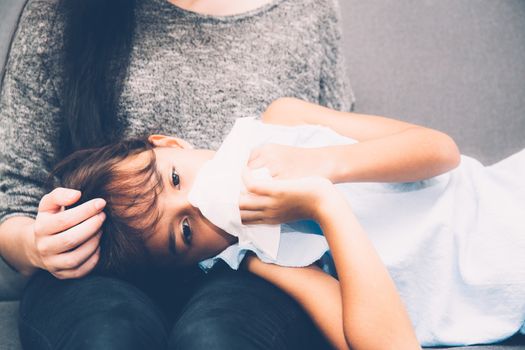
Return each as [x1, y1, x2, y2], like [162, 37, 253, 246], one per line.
[169, 267, 330, 350]
[57, 305, 167, 350]
[19, 271, 168, 350]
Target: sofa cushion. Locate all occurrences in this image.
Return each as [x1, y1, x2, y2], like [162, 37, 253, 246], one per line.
[0, 0, 26, 91]
[0, 301, 22, 350]
[341, 0, 525, 165]
[0, 259, 27, 301]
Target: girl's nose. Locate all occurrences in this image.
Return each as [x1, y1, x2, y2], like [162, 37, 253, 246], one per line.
[188, 202, 204, 219]
[171, 193, 199, 215]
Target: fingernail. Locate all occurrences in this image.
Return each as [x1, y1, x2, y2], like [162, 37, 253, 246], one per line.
[94, 199, 106, 210]
[68, 190, 80, 199]
[98, 211, 106, 220]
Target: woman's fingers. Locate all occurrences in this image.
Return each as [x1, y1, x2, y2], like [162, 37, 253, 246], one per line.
[40, 211, 106, 254]
[53, 247, 101, 280]
[36, 198, 106, 236]
[46, 230, 102, 271]
[31, 188, 107, 276]
[38, 187, 81, 212]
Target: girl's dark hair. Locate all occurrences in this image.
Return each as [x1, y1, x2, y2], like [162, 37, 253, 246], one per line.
[51, 138, 164, 279]
[59, 0, 136, 155]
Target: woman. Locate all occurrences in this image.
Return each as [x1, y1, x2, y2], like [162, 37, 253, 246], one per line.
[0, 0, 353, 349]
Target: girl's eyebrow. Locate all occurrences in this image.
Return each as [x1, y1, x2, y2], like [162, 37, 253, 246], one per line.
[168, 220, 177, 256]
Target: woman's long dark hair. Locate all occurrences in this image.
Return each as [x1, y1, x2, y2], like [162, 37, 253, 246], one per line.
[59, 0, 137, 155]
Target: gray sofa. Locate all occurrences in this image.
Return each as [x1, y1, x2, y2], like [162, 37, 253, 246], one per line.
[1, 0, 524, 349]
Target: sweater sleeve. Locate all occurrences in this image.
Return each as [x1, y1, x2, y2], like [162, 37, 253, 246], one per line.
[318, 0, 356, 112]
[0, 1, 62, 225]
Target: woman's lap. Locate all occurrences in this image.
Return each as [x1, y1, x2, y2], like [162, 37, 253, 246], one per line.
[19, 271, 168, 350]
[19, 265, 329, 350]
[169, 266, 329, 350]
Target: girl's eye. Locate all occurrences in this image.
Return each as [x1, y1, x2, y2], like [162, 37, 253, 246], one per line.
[172, 168, 180, 188]
[182, 218, 192, 245]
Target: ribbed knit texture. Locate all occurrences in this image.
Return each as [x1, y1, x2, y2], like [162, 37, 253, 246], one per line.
[0, 0, 354, 223]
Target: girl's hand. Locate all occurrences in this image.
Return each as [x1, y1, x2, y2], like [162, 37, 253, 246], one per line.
[30, 187, 106, 279]
[248, 144, 333, 180]
[239, 170, 334, 225]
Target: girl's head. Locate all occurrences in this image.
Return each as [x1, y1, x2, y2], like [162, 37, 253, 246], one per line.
[53, 135, 235, 278]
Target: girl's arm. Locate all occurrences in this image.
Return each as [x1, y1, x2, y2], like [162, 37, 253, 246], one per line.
[314, 185, 421, 349]
[241, 176, 421, 350]
[253, 97, 460, 183]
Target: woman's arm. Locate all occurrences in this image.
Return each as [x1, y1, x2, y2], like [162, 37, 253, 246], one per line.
[241, 176, 421, 349]
[253, 97, 460, 183]
[0, 217, 39, 276]
[0, 189, 105, 278]
[0, 4, 104, 278]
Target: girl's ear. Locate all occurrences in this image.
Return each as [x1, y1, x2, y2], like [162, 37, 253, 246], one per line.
[148, 135, 194, 149]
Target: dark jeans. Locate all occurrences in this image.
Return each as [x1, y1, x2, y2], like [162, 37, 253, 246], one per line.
[18, 264, 330, 350]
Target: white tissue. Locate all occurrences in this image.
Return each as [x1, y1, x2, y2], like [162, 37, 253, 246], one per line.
[188, 118, 281, 258]
[188, 117, 357, 260]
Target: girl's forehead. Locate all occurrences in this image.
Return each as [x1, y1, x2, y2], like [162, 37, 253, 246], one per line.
[152, 147, 196, 166]
[117, 150, 153, 170]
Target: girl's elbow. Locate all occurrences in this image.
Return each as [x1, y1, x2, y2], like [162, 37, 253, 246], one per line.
[438, 132, 461, 171]
[415, 127, 461, 174]
[423, 128, 461, 173]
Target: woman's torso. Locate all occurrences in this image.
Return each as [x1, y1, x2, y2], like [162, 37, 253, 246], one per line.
[0, 0, 352, 221]
[116, 0, 350, 149]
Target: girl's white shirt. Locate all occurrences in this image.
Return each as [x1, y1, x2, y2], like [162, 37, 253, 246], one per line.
[190, 118, 525, 347]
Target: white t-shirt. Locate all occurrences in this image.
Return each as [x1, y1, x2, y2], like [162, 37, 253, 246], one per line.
[190, 118, 525, 347]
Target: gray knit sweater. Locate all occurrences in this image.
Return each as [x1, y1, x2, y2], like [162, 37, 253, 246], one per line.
[0, 0, 354, 224]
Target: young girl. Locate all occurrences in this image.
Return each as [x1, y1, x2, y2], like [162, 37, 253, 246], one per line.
[53, 97, 525, 349]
